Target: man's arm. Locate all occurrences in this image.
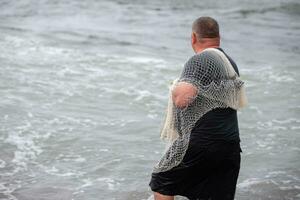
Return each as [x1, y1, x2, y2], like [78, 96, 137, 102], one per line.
[172, 82, 198, 109]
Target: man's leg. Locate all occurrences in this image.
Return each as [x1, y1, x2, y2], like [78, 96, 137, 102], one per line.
[154, 192, 174, 200]
[209, 146, 241, 200]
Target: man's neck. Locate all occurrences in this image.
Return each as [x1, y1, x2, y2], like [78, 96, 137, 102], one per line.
[195, 45, 220, 54]
[194, 38, 220, 54]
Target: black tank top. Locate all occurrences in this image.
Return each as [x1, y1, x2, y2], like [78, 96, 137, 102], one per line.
[190, 48, 240, 146]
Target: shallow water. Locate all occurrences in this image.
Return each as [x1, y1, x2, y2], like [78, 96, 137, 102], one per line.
[0, 0, 299, 199]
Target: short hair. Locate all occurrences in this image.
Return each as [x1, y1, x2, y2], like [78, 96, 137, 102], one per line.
[192, 16, 219, 39]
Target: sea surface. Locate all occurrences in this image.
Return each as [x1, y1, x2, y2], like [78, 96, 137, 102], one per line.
[0, 0, 299, 199]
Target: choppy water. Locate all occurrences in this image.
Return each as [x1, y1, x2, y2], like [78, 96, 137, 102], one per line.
[0, 0, 299, 199]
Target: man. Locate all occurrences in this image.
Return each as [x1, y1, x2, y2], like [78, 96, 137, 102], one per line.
[149, 16, 245, 200]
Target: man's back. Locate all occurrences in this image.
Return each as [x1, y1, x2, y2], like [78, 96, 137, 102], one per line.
[191, 48, 240, 147]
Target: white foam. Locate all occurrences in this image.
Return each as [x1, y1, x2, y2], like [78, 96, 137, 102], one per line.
[125, 57, 165, 65]
[249, 65, 296, 83]
[268, 72, 295, 83]
[44, 166, 59, 173]
[99, 149, 109, 152]
[53, 172, 77, 177]
[146, 195, 154, 200]
[147, 113, 158, 119]
[57, 66, 82, 78]
[267, 171, 286, 176]
[0, 182, 18, 200]
[272, 118, 300, 125]
[291, 126, 300, 130]
[97, 177, 120, 190]
[257, 120, 288, 131]
[0, 159, 6, 168]
[5, 129, 43, 172]
[80, 178, 93, 188]
[56, 153, 87, 163]
[237, 178, 264, 189]
[42, 165, 84, 177]
[134, 90, 152, 101]
[249, 105, 263, 115]
[74, 157, 86, 163]
[279, 186, 295, 190]
[27, 112, 33, 118]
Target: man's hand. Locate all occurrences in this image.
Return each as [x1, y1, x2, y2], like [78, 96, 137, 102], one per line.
[172, 82, 198, 109]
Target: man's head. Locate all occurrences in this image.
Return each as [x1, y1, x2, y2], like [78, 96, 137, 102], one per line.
[191, 16, 220, 53]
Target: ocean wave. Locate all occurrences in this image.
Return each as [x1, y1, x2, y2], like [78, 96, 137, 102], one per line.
[0, 182, 18, 200]
[238, 169, 300, 199]
[225, 2, 300, 17]
[256, 118, 300, 131]
[96, 177, 121, 191]
[4, 121, 43, 172]
[0, 159, 6, 168]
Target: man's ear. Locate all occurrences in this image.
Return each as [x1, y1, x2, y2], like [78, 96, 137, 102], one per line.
[191, 32, 197, 45]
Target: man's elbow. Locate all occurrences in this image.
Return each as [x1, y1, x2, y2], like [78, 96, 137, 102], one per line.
[172, 83, 198, 109]
[173, 96, 189, 109]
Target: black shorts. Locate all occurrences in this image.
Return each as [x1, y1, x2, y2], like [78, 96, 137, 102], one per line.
[149, 141, 242, 200]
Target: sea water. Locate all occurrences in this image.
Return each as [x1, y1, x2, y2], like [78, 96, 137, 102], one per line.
[0, 0, 299, 199]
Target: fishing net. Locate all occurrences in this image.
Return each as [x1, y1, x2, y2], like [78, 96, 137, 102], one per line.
[153, 48, 247, 173]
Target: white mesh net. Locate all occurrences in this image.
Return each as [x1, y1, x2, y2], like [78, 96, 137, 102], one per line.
[153, 48, 247, 173]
